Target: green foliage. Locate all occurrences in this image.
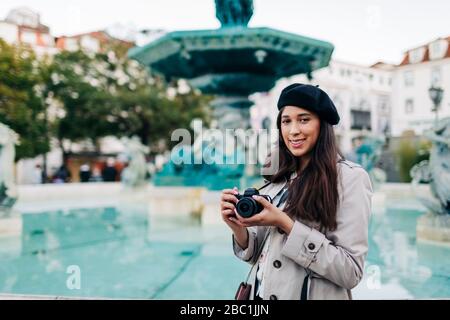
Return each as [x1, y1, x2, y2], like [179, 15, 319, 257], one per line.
[0, 39, 50, 160]
[395, 138, 431, 182]
[114, 83, 211, 153]
[42, 46, 211, 155]
[1, 38, 211, 161]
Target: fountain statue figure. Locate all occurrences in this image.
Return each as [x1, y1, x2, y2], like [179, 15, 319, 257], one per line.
[0, 123, 20, 210]
[215, 0, 253, 27]
[349, 135, 386, 190]
[410, 117, 450, 215]
[120, 136, 150, 187]
[155, 118, 245, 190]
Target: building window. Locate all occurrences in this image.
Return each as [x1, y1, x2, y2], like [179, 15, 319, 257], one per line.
[21, 31, 36, 44]
[379, 76, 384, 85]
[378, 96, 389, 113]
[431, 67, 442, 86]
[81, 36, 100, 52]
[40, 33, 53, 46]
[350, 110, 371, 130]
[409, 47, 426, 64]
[404, 71, 414, 87]
[405, 99, 414, 114]
[65, 38, 79, 51]
[340, 68, 345, 77]
[429, 39, 448, 60]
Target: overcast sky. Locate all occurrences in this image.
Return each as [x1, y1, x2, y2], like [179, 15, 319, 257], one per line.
[0, 0, 449, 65]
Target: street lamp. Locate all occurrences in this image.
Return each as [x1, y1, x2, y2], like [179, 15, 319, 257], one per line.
[428, 86, 444, 127]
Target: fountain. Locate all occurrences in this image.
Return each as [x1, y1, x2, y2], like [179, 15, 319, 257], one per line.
[128, 0, 334, 190]
[0, 123, 20, 213]
[410, 117, 450, 244]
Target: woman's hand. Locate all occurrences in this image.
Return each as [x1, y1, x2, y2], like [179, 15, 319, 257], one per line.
[234, 195, 295, 234]
[221, 187, 249, 249]
[220, 187, 245, 232]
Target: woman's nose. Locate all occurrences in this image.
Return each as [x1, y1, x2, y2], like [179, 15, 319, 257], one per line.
[290, 123, 301, 135]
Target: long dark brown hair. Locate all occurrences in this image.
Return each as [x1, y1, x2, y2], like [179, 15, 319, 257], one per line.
[263, 107, 343, 231]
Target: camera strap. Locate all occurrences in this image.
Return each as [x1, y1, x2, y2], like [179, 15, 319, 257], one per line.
[244, 227, 272, 284]
[276, 188, 289, 207]
[257, 181, 272, 191]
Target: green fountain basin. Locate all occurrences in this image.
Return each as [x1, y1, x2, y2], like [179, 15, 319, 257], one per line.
[129, 27, 334, 95]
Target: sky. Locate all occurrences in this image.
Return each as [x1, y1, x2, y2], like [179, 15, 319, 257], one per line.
[0, 0, 449, 65]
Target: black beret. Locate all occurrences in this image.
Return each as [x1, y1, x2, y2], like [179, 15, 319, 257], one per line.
[277, 83, 340, 125]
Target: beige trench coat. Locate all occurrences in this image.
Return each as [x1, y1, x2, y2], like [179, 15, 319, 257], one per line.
[232, 160, 373, 300]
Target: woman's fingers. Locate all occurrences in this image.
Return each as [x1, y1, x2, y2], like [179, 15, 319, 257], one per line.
[222, 209, 235, 217]
[234, 208, 263, 226]
[222, 203, 235, 212]
[221, 201, 236, 211]
[222, 188, 239, 195]
[221, 193, 238, 204]
[239, 214, 261, 225]
[252, 195, 271, 208]
[229, 216, 247, 227]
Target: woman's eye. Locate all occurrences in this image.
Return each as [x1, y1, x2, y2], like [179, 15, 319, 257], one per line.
[299, 118, 310, 123]
[281, 120, 290, 124]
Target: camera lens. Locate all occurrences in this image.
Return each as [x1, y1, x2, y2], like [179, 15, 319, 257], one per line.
[236, 198, 256, 218]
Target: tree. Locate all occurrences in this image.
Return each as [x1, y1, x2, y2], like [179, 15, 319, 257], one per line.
[114, 79, 212, 154]
[40, 50, 119, 159]
[43, 45, 211, 158]
[395, 137, 430, 182]
[0, 39, 49, 161]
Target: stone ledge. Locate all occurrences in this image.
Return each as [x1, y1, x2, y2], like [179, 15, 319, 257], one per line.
[416, 213, 450, 244]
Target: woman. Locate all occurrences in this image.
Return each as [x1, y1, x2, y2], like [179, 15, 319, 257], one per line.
[221, 83, 373, 300]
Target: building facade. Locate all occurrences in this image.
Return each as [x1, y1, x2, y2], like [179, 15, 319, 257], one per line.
[55, 31, 134, 53]
[390, 36, 450, 136]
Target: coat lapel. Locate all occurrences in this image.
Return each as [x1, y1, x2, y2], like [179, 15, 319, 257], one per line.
[265, 179, 287, 201]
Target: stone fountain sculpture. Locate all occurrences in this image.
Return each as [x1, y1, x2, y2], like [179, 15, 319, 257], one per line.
[0, 123, 20, 213]
[215, 0, 253, 27]
[156, 118, 245, 190]
[351, 135, 387, 190]
[120, 136, 150, 188]
[410, 117, 450, 243]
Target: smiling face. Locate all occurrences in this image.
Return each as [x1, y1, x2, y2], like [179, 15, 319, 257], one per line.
[280, 106, 321, 161]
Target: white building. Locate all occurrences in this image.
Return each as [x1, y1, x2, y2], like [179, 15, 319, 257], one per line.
[251, 60, 394, 154]
[0, 7, 58, 56]
[390, 36, 450, 136]
[55, 31, 134, 53]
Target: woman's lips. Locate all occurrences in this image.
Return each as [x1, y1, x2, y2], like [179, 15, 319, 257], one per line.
[289, 139, 306, 148]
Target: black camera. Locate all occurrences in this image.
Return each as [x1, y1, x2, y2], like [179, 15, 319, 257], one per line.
[235, 188, 272, 218]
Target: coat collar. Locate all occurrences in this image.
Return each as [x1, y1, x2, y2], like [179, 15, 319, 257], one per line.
[263, 178, 288, 199]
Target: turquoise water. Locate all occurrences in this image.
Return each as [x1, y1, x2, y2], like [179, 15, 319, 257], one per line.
[0, 203, 449, 299]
